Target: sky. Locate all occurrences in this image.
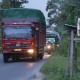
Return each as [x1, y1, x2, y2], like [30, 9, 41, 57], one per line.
[23, 0, 48, 19]
[0, 0, 2, 2]
[0, 0, 2, 3]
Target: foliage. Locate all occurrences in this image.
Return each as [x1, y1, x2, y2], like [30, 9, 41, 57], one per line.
[10, 0, 29, 8]
[1, 0, 29, 9]
[1, 0, 11, 9]
[41, 55, 66, 80]
[46, 0, 80, 33]
[55, 35, 68, 56]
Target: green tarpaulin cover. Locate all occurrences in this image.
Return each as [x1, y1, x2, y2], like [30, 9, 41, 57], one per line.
[0, 8, 46, 25]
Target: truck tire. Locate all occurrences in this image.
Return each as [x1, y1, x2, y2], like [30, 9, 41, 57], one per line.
[32, 54, 38, 61]
[12, 57, 16, 61]
[39, 53, 44, 59]
[32, 48, 39, 61]
[12, 55, 20, 61]
[3, 54, 8, 63]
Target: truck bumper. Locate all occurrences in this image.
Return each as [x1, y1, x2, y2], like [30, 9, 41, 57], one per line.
[2, 48, 35, 58]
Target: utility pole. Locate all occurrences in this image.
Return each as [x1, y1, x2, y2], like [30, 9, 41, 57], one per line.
[65, 24, 78, 79]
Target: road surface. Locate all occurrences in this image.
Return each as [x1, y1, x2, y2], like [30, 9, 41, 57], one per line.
[0, 53, 50, 80]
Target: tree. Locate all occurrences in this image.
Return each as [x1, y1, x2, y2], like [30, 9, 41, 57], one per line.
[1, 0, 29, 9]
[46, 0, 64, 32]
[46, 0, 64, 25]
[46, 0, 80, 33]
[1, 0, 10, 9]
[60, 0, 80, 25]
[10, 0, 29, 8]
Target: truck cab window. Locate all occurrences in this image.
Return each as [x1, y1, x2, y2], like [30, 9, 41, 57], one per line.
[3, 26, 32, 39]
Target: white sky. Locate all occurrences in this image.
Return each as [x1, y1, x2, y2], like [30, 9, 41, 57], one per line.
[23, 0, 48, 19]
[0, 0, 2, 2]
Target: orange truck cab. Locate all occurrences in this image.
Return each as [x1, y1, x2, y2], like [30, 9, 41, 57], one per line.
[1, 8, 46, 62]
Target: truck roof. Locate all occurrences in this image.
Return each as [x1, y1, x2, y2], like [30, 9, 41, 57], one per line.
[0, 8, 46, 25]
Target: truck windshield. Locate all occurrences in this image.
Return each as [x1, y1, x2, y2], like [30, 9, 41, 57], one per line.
[3, 26, 32, 39]
[46, 38, 55, 44]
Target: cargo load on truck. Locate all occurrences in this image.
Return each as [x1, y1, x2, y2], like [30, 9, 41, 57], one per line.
[1, 8, 46, 62]
[1, 8, 46, 25]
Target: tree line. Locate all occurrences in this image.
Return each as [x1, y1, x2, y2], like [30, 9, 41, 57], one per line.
[0, 0, 28, 8]
[46, 0, 80, 33]
[1, 0, 80, 33]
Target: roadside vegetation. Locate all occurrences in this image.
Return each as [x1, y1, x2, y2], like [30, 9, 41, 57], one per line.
[42, 0, 80, 79]
[41, 35, 80, 80]
[41, 54, 66, 80]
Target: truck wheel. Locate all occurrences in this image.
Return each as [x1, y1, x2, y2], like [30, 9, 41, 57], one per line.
[32, 54, 38, 61]
[12, 55, 20, 61]
[39, 53, 44, 59]
[3, 54, 8, 63]
[12, 57, 16, 61]
[32, 48, 39, 61]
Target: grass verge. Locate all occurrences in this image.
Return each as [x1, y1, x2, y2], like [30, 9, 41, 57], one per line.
[41, 53, 66, 80]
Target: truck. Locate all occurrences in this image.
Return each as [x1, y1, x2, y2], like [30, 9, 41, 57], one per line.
[0, 8, 46, 62]
[44, 31, 56, 54]
[44, 31, 60, 54]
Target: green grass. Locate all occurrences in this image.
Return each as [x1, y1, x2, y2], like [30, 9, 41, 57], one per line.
[41, 54, 66, 80]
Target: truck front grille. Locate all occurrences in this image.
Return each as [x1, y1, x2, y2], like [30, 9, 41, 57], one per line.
[6, 44, 29, 48]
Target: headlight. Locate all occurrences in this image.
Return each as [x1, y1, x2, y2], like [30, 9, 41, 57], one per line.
[47, 45, 51, 49]
[27, 49, 34, 54]
[57, 44, 59, 47]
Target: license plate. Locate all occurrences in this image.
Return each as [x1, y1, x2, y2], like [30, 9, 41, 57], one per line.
[14, 49, 22, 51]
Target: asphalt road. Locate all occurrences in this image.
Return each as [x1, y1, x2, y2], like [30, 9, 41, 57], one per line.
[0, 53, 50, 80]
